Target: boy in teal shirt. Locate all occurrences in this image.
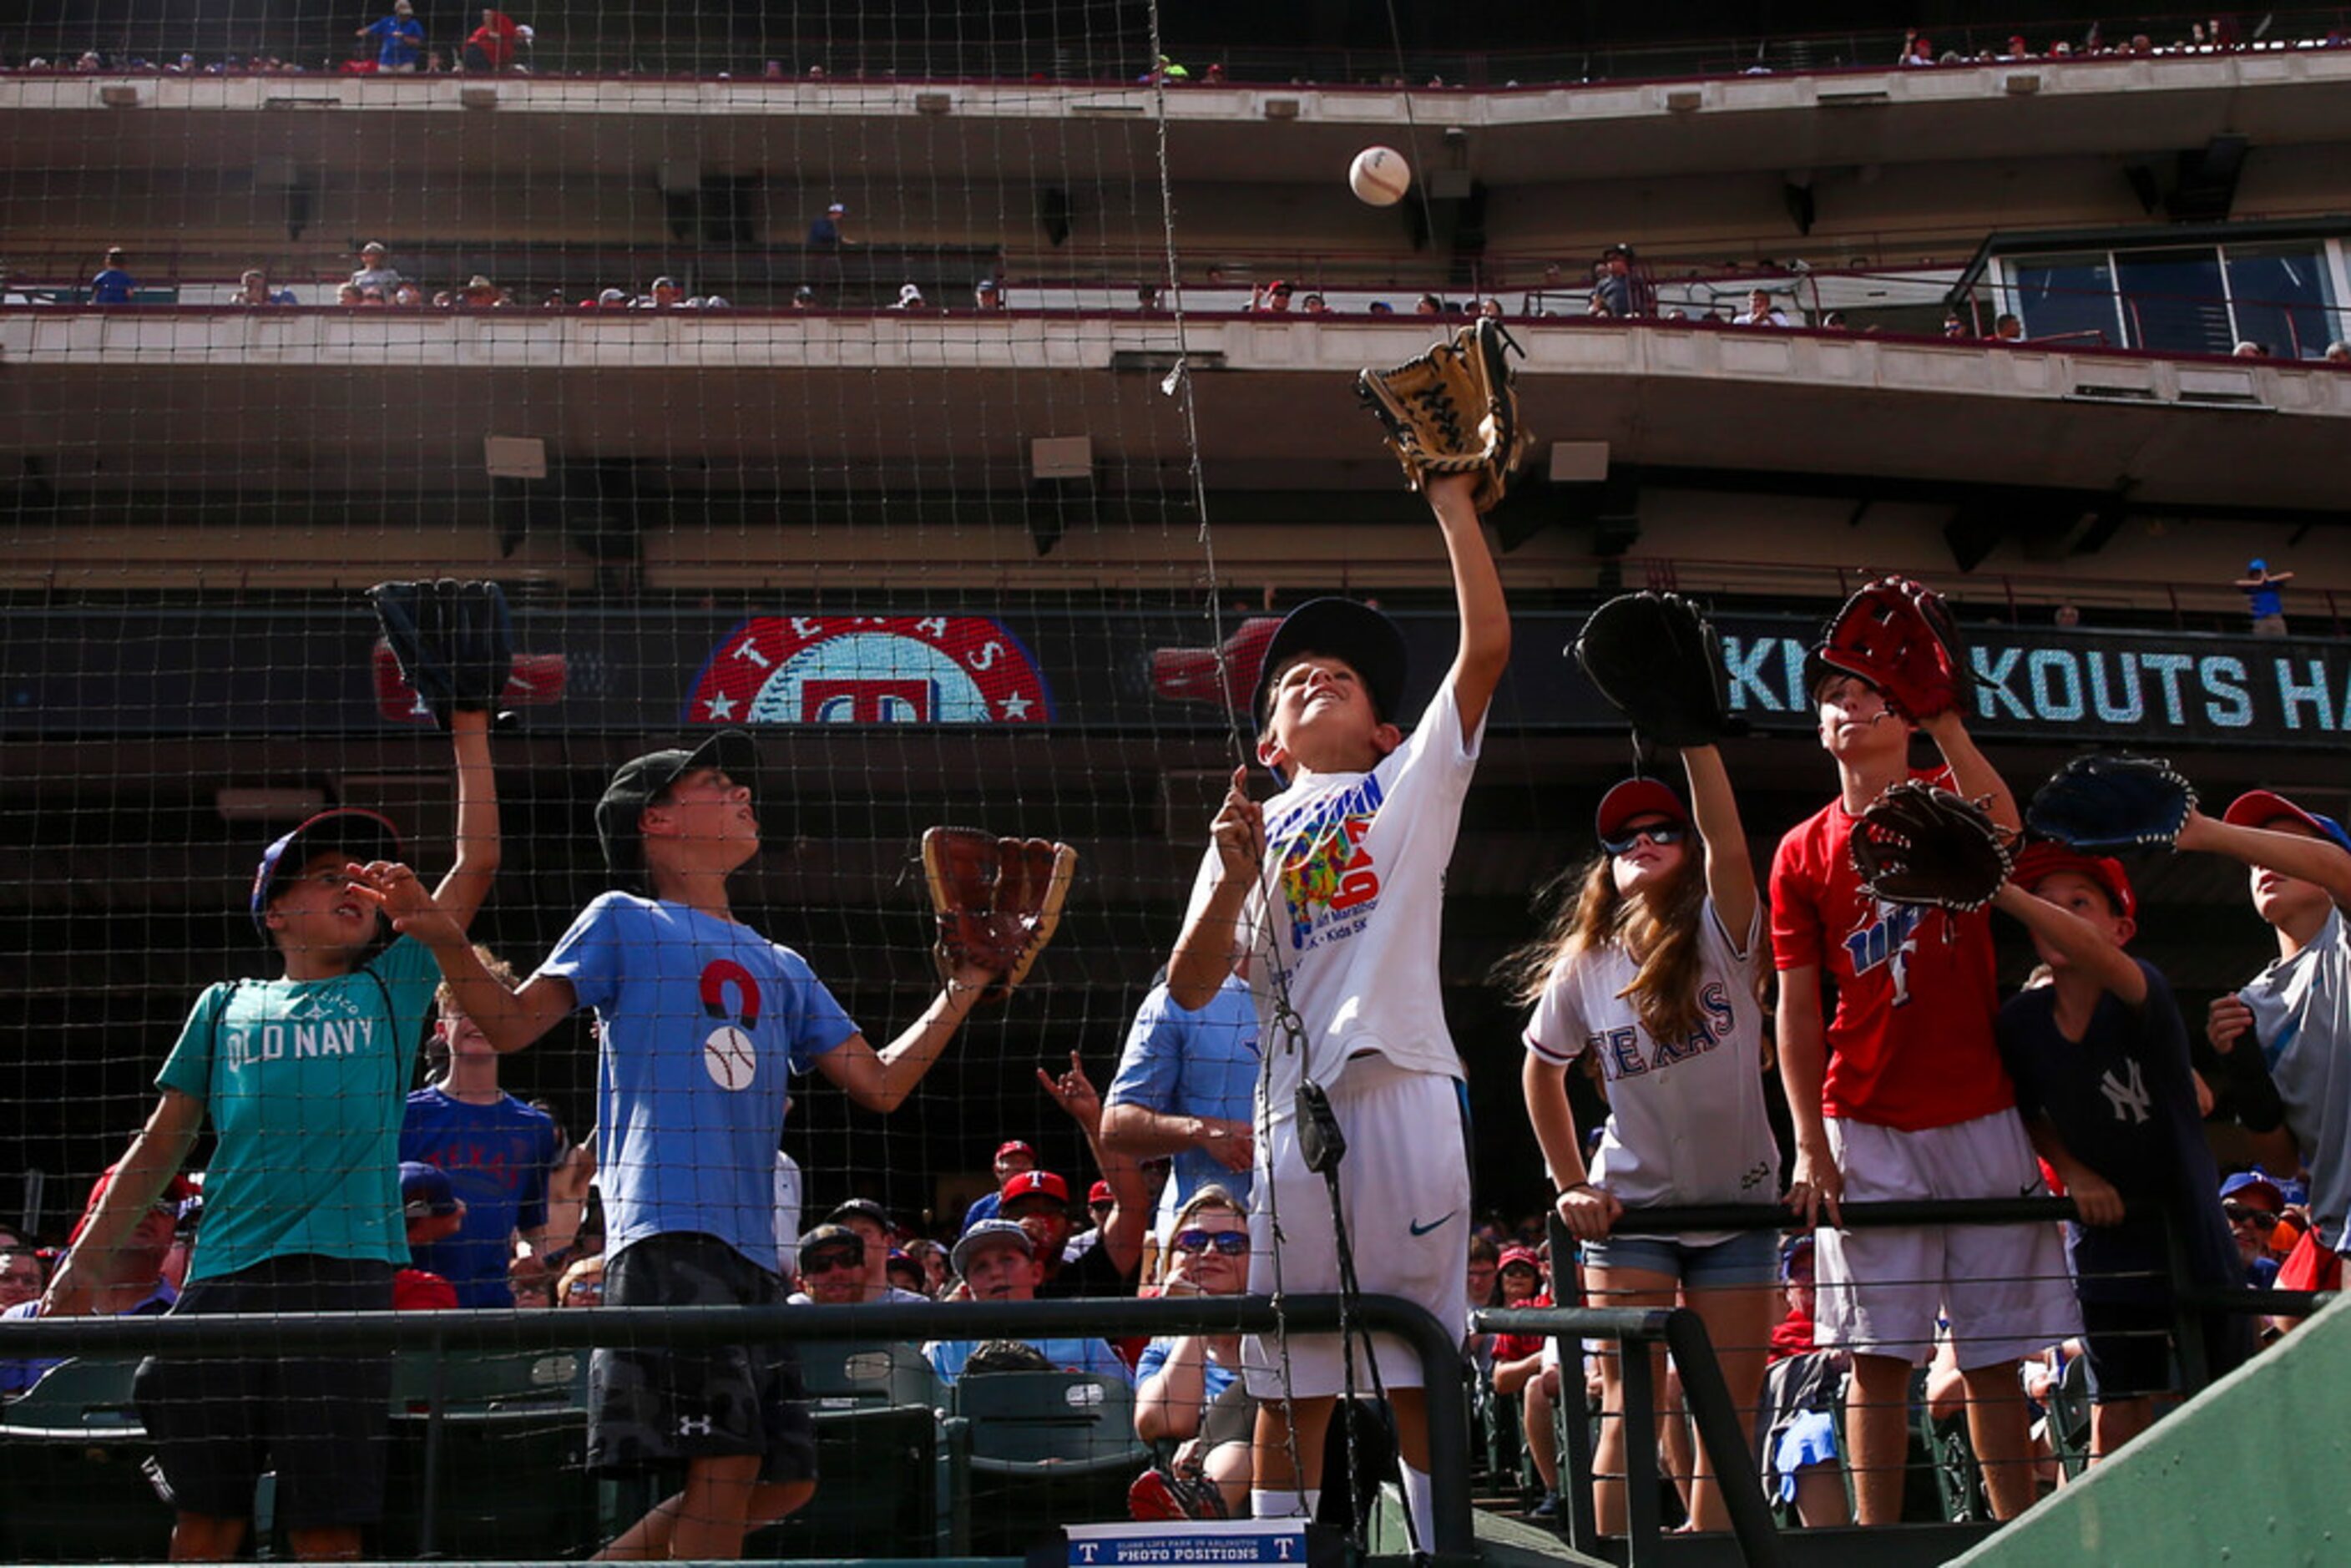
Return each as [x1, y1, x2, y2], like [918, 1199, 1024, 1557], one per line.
[43, 708, 498, 1561]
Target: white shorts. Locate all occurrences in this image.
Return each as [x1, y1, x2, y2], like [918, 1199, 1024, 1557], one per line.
[1241, 1055, 1470, 1399]
[1814, 1110, 2081, 1369]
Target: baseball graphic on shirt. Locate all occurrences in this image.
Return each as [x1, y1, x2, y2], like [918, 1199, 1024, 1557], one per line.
[1349, 146, 1411, 207]
[703, 1024, 757, 1090]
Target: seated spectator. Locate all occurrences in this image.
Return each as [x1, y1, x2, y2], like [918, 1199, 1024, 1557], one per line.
[887, 1250, 928, 1297]
[557, 1253, 604, 1307]
[923, 1221, 1131, 1388]
[1128, 1186, 1252, 1520]
[791, 1223, 869, 1306]
[823, 1199, 931, 1303]
[892, 282, 927, 310]
[594, 287, 630, 308]
[2, 1166, 190, 1393]
[1466, 1233, 1500, 1316]
[1478, 297, 1504, 319]
[973, 277, 1004, 311]
[336, 281, 366, 307]
[1820, 310, 1850, 329]
[1416, 293, 1445, 316]
[0, 1247, 46, 1310]
[1488, 1247, 1560, 1517]
[2222, 1172, 2287, 1288]
[792, 285, 818, 309]
[234, 269, 296, 306]
[1734, 289, 1788, 326]
[1757, 1236, 1849, 1525]
[2326, 341, 2350, 363]
[388, 281, 422, 307]
[1301, 292, 1329, 313]
[1942, 311, 1970, 338]
[1989, 313, 2025, 341]
[1249, 280, 1295, 313]
[2233, 341, 2271, 358]
[963, 1141, 1037, 1233]
[1368, 300, 1396, 314]
[460, 9, 522, 73]
[907, 1237, 951, 1296]
[1137, 284, 1163, 311]
[351, 241, 400, 295]
[393, 1162, 463, 1310]
[1064, 1180, 1116, 1263]
[89, 247, 137, 306]
[637, 276, 685, 309]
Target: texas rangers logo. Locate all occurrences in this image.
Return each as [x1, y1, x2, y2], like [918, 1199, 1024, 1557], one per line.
[685, 616, 1052, 726]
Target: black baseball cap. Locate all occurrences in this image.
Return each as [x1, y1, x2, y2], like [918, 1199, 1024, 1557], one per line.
[250, 807, 402, 936]
[594, 729, 761, 887]
[1249, 598, 1408, 728]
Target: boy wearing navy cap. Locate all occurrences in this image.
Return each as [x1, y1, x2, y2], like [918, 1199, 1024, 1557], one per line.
[1167, 470, 1509, 1545]
[1991, 842, 2246, 1459]
[43, 708, 498, 1561]
[362, 728, 998, 1560]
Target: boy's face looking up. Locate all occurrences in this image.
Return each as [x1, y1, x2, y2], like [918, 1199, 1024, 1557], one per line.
[961, 1237, 1039, 1301]
[640, 766, 759, 870]
[1258, 654, 1400, 776]
[2250, 816, 2333, 930]
[1814, 672, 1909, 765]
[265, 850, 383, 958]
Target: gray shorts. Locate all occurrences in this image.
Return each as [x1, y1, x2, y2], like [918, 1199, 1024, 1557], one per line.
[589, 1232, 816, 1481]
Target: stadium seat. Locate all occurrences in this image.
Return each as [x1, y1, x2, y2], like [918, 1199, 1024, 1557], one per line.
[0, 1357, 178, 1561]
[377, 1348, 595, 1559]
[755, 1404, 966, 1559]
[801, 1338, 943, 1409]
[949, 1371, 1149, 1552]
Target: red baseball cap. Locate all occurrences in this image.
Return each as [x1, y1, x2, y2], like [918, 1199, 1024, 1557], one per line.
[1000, 1169, 1069, 1206]
[2012, 842, 2136, 923]
[1088, 1180, 1114, 1206]
[1498, 1245, 1542, 1273]
[2223, 790, 2351, 853]
[1595, 777, 1690, 844]
[71, 1161, 199, 1247]
[994, 1140, 1036, 1162]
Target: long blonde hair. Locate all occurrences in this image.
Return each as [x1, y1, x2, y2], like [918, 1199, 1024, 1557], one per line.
[1499, 843, 1711, 1048]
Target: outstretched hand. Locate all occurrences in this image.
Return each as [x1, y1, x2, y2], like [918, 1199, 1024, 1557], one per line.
[1037, 1050, 1103, 1132]
[346, 860, 463, 947]
[1210, 766, 1266, 884]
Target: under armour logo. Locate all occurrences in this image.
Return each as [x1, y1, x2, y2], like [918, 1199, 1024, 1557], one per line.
[2099, 1060, 2152, 1126]
[676, 1414, 715, 1437]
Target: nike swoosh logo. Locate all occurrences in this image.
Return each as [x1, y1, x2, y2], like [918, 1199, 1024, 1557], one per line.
[1408, 1211, 1458, 1237]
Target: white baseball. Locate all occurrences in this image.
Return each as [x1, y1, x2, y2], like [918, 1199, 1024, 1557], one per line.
[703, 1024, 757, 1090]
[1349, 146, 1411, 207]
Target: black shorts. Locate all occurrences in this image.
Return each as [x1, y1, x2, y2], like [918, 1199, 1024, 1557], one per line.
[589, 1232, 816, 1482]
[2078, 1296, 2174, 1402]
[134, 1254, 394, 1529]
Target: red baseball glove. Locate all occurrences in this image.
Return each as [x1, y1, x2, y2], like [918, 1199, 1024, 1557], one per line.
[1813, 575, 1971, 721]
[921, 827, 1078, 1002]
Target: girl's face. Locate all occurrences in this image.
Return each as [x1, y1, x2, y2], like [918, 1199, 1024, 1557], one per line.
[1608, 815, 1689, 896]
[1499, 1264, 1540, 1303]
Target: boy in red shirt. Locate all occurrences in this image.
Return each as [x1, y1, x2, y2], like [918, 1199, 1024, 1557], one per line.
[1771, 655, 2076, 1525]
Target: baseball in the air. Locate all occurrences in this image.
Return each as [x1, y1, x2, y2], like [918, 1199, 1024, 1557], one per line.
[1348, 146, 1411, 207]
[703, 1024, 758, 1090]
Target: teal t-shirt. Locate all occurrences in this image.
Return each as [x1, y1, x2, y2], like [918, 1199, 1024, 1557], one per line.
[158, 936, 438, 1282]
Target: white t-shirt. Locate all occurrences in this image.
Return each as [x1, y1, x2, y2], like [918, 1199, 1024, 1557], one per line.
[1190, 675, 1481, 1124]
[2237, 903, 2351, 1249]
[1524, 898, 1778, 1245]
[772, 1150, 802, 1279]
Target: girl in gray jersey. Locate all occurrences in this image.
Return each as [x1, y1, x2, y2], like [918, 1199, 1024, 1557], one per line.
[1509, 743, 1780, 1536]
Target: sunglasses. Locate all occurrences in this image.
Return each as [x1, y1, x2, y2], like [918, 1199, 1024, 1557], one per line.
[803, 1249, 864, 1272]
[1600, 823, 1688, 856]
[2223, 1204, 2278, 1227]
[1174, 1228, 1250, 1257]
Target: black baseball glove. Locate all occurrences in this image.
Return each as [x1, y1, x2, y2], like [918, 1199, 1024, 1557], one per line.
[1849, 781, 2015, 913]
[1571, 591, 1741, 749]
[2025, 753, 2197, 851]
[367, 579, 516, 729]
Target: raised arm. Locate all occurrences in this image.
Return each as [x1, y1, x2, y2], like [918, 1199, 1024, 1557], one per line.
[1425, 472, 1510, 741]
[350, 866, 571, 1054]
[1681, 745, 1757, 941]
[1169, 767, 1259, 1010]
[428, 709, 500, 933]
[810, 965, 990, 1113]
[1991, 883, 2148, 1006]
[2177, 808, 2351, 906]
[1037, 1051, 1150, 1277]
[1919, 709, 2018, 832]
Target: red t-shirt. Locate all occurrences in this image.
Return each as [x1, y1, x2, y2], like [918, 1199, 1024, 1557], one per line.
[1769, 774, 2013, 1131]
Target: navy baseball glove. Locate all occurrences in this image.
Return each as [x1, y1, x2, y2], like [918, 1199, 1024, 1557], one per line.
[2026, 753, 2197, 850]
[367, 579, 516, 729]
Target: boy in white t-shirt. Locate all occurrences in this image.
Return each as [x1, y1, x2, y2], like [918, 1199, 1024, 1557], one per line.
[1167, 468, 1508, 1544]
